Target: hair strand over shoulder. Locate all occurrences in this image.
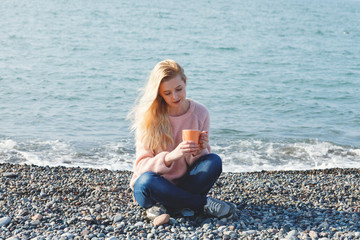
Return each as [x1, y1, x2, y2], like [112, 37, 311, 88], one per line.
[128, 59, 187, 153]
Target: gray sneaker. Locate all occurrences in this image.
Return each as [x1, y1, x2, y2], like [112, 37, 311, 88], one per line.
[146, 204, 167, 220]
[204, 197, 236, 218]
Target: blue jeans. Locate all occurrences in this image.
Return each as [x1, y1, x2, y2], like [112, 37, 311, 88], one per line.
[133, 153, 222, 211]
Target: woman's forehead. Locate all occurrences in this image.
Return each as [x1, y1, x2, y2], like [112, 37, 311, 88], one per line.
[160, 75, 185, 91]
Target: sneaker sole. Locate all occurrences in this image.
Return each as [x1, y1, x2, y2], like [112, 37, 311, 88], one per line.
[223, 203, 237, 218]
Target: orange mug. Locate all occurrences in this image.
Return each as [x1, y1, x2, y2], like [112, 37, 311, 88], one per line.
[182, 129, 200, 144]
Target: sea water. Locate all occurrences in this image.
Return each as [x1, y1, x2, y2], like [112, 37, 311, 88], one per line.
[1, 0, 360, 172]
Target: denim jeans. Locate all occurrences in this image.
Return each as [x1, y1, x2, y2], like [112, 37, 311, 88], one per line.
[133, 153, 222, 211]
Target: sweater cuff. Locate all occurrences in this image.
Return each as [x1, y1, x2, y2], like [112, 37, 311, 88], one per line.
[162, 152, 174, 169]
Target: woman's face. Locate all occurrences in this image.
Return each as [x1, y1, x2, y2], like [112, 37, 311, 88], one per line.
[158, 74, 187, 112]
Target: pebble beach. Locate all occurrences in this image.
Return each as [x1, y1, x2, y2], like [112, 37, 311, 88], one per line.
[1, 163, 360, 240]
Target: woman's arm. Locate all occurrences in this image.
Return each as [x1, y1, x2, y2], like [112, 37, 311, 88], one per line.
[134, 139, 198, 173]
[164, 140, 199, 167]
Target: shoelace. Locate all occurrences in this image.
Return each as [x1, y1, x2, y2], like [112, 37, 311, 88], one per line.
[207, 200, 222, 214]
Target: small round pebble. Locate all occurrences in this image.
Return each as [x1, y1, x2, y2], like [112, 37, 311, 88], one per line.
[153, 214, 170, 226]
[2, 172, 18, 178]
[0, 216, 11, 227]
[31, 214, 43, 221]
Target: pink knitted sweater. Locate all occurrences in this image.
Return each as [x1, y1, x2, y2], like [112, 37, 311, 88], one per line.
[129, 100, 211, 189]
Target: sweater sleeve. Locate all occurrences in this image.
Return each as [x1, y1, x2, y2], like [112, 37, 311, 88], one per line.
[133, 141, 174, 177]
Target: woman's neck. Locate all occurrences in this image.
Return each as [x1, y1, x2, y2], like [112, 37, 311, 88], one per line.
[168, 99, 190, 117]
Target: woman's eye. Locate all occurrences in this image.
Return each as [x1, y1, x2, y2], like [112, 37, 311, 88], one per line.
[176, 88, 182, 92]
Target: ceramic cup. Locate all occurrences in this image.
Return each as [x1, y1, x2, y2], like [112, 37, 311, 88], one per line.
[182, 129, 200, 144]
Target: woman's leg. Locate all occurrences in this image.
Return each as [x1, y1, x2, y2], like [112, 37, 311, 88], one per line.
[177, 153, 222, 196]
[133, 172, 207, 210]
[176, 154, 236, 218]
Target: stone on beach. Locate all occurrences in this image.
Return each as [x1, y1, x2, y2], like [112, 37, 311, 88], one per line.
[181, 208, 195, 217]
[31, 214, 43, 221]
[283, 230, 298, 240]
[0, 216, 11, 227]
[5, 237, 19, 240]
[309, 230, 319, 239]
[153, 213, 170, 226]
[2, 172, 17, 178]
[113, 214, 123, 223]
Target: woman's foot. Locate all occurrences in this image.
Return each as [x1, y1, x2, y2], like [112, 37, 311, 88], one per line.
[145, 204, 170, 226]
[145, 204, 167, 220]
[203, 197, 236, 218]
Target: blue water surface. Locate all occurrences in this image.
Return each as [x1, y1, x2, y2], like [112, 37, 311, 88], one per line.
[1, 0, 359, 171]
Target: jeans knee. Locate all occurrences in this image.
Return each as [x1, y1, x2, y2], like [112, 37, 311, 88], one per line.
[208, 153, 222, 172]
[133, 172, 159, 208]
[134, 172, 158, 190]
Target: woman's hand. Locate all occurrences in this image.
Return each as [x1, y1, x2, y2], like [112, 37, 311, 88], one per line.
[164, 141, 199, 167]
[198, 131, 209, 150]
[192, 131, 209, 157]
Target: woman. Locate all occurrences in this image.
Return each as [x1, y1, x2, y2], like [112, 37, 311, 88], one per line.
[128, 59, 235, 219]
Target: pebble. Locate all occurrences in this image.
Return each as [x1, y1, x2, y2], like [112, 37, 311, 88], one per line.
[31, 214, 43, 221]
[181, 208, 195, 217]
[284, 230, 297, 240]
[81, 230, 90, 236]
[153, 214, 170, 226]
[309, 230, 318, 239]
[202, 223, 212, 231]
[61, 233, 75, 239]
[0, 216, 11, 227]
[169, 217, 178, 225]
[108, 226, 115, 232]
[105, 237, 118, 240]
[30, 220, 40, 226]
[224, 230, 237, 237]
[113, 214, 123, 223]
[134, 221, 144, 227]
[243, 230, 257, 235]
[1, 163, 360, 239]
[2, 172, 17, 178]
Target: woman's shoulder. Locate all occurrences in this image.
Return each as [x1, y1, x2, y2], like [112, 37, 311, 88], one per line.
[189, 99, 209, 116]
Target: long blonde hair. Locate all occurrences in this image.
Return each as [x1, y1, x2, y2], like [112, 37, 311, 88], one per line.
[128, 59, 187, 153]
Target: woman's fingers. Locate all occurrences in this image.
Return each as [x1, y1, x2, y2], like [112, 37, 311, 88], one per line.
[198, 132, 209, 150]
[181, 141, 199, 153]
[199, 132, 208, 143]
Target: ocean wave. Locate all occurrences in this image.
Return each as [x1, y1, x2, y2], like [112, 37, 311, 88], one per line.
[1, 137, 359, 173]
[0, 138, 134, 171]
[213, 139, 360, 172]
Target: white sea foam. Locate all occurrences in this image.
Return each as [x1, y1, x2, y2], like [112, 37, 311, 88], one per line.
[217, 139, 360, 172]
[1, 138, 359, 172]
[0, 139, 17, 149]
[0, 138, 134, 171]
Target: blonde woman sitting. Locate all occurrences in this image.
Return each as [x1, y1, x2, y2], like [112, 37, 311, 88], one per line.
[128, 59, 236, 220]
